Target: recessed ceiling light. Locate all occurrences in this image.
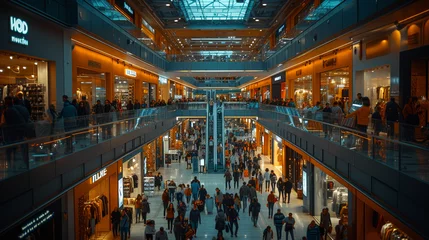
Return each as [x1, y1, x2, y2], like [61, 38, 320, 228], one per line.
[31, 74, 35, 78]
[262, 3, 267, 6]
[0, 69, 3, 72]
[255, 19, 260, 22]
[166, 3, 170, 6]
[9, 56, 13, 60]
[34, 62, 38, 65]
[174, 19, 179, 22]
[7, 66, 11, 69]
[23, 66, 26, 69]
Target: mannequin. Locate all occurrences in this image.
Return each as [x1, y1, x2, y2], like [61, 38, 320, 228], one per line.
[76, 88, 82, 100]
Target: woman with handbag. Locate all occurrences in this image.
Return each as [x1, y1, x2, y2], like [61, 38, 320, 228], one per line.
[119, 209, 130, 240]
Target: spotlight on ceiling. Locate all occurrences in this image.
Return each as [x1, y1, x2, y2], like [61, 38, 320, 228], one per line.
[262, 3, 267, 6]
[166, 3, 170, 6]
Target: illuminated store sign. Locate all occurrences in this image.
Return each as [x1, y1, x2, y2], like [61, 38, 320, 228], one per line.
[19, 210, 54, 239]
[9, 16, 29, 46]
[274, 76, 282, 81]
[115, 0, 135, 18]
[125, 69, 137, 77]
[303, 171, 307, 196]
[91, 168, 107, 183]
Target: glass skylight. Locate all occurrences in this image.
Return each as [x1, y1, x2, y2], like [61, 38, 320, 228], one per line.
[179, 0, 253, 21]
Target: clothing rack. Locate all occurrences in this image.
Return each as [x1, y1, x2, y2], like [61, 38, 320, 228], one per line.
[380, 222, 411, 240]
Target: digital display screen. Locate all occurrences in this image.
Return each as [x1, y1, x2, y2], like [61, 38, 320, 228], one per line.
[303, 171, 307, 197]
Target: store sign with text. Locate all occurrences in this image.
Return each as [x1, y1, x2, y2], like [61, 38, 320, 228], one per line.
[115, 0, 135, 18]
[18, 210, 54, 239]
[9, 16, 29, 46]
[271, 71, 285, 84]
[125, 69, 137, 77]
[91, 168, 107, 184]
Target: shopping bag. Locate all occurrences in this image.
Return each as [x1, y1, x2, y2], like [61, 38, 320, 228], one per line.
[243, 169, 249, 178]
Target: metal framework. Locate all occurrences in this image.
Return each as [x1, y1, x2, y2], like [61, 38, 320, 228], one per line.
[178, 0, 255, 21]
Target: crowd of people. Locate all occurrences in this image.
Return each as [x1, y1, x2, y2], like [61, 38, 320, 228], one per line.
[110, 134, 347, 240]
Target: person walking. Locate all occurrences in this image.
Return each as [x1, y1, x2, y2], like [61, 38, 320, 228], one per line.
[257, 171, 264, 194]
[385, 97, 401, 138]
[215, 188, 224, 212]
[320, 208, 332, 240]
[141, 197, 151, 225]
[228, 204, 240, 237]
[155, 227, 169, 240]
[264, 168, 271, 192]
[224, 169, 232, 190]
[273, 209, 285, 240]
[215, 209, 227, 238]
[270, 173, 278, 194]
[191, 176, 201, 201]
[307, 220, 320, 240]
[233, 168, 240, 189]
[189, 204, 201, 237]
[284, 178, 293, 204]
[233, 193, 241, 213]
[144, 220, 156, 240]
[346, 97, 371, 149]
[249, 198, 261, 227]
[162, 189, 170, 217]
[135, 194, 142, 223]
[263, 226, 274, 240]
[166, 203, 175, 233]
[283, 213, 296, 240]
[173, 215, 184, 240]
[239, 182, 250, 213]
[110, 207, 121, 237]
[277, 178, 285, 203]
[184, 184, 192, 204]
[168, 180, 177, 202]
[120, 209, 130, 240]
[155, 172, 163, 191]
[199, 185, 208, 204]
[267, 191, 276, 219]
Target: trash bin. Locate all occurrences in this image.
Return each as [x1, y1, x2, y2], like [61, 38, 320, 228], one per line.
[205, 197, 214, 214]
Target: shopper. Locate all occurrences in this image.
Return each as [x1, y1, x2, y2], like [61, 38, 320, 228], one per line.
[320, 208, 332, 240]
[135, 194, 142, 223]
[335, 219, 346, 240]
[346, 97, 371, 149]
[215, 188, 224, 212]
[184, 184, 192, 204]
[189, 204, 202, 237]
[120, 209, 130, 240]
[306, 220, 320, 240]
[270, 173, 277, 193]
[402, 96, 420, 141]
[191, 177, 201, 201]
[267, 191, 276, 219]
[168, 180, 177, 202]
[173, 215, 185, 240]
[228, 204, 240, 237]
[141, 198, 151, 225]
[233, 168, 240, 189]
[110, 207, 121, 237]
[284, 178, 293, 204]
[264, 168, 271, 192]
[273, 209, 285, 240]
[166, 203, 175, 233]
[283, 213, 296, 240]
[249, 198, 261, 227]
[385, 97, 401, 137]
[162, 189, 170, 217]
[249, 185, 257, 202]
[239, 182, 250, 213]
[155, 172, 163, 191]
[155, 227, 169, 240]
[224, 169, 232, 190]
[257, 171, 264, 194]
[144, 220, 156, 240]
[263, 226, 274, 240]
[215, 209, 227, 237]
[233, 193, 241, 213]
[277, 178, 285, 203]
[199, 185, 208, 204]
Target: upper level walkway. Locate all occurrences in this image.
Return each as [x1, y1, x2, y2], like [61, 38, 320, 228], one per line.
[0, 101, 428, 237]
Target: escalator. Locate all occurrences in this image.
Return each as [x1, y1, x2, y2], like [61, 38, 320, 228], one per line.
[215, 102, 224, 171]
[206, 90, 215, 172]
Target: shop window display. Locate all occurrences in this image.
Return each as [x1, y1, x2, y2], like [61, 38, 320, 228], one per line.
[320, 67, 350, 105]
[273, 136, 283, 173]
[142, 82, 149, 107]
[294, 75, 313, 108]
[0, 53, 49, 120]
[114, 77, 135, 110]
[122, 154, 141, 199]
[314, 166, 349, 239]
[363, 65, 390, 110]
[76, 69, 106, 106]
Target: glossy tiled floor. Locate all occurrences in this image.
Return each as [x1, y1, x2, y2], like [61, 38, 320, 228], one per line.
[126, 152, 315, 240]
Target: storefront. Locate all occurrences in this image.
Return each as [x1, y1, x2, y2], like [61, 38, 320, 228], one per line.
[271, 134, 284, 174]
[288, 66, 313, 108]
[72, 45, 159, 107]
[0, 197, 64, 239]
[121, 148, 143, 200]
[0, 4, 69, 115]
[271, 71, 286, 100]
[247, 78, 271, 101]
[74, 163, 118, 240]
[284, 147, 304, 192]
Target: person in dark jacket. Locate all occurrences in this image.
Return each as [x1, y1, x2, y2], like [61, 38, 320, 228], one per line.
[273, 209, 285, 240]
[189, 204, 201, 236]
[173, 215, 185, 240]
[372, 106, 383, 135]
[141, 198, 150, 225]
[77, 101, 89, 128]
[198, 185, 207, 203]
[16, 92, 31, 115]
[228, 204, 240, 237]
[385, 97, 401, 137]
[110, 207, 121, 237]
[322, 103, 333, 138]
[233, 168, 240, 189]
[134, 100, 141, 110]
[239, 182, 250, 212]
[126, 100, 134, 111]
[249, 198, 261, 227]
[284, 178, 293, 204]
[60, 96, 78, 131]
[277, 178, 285, 203]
